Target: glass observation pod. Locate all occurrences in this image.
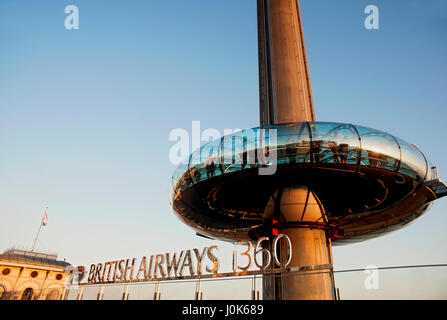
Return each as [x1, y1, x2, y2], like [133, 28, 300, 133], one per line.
[171, 122, 446, 244]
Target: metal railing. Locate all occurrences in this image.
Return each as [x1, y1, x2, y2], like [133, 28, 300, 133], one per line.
[2, 264, 446, 300]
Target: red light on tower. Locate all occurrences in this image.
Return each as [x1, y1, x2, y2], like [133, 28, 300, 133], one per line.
[272, 219, 279, 236]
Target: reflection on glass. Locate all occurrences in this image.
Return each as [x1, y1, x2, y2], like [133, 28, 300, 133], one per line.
[172, 162, 189, 191]
[189, 142, 221, 184]
[395, 137, 427, 182]
[221, 134, 243, 174]
[275, 123, 311, 165]
[356, 125, 400, 172]
[309, 123, 360, 165]
[172, 122, 430, 193]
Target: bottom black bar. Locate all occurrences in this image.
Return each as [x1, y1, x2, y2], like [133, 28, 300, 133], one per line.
[1, 300, 446, 318]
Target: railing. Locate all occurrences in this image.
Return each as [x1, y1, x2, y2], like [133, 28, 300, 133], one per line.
[4, 264, 445, 300]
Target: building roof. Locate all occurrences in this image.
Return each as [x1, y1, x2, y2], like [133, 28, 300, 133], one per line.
[0, 248, 71, 269]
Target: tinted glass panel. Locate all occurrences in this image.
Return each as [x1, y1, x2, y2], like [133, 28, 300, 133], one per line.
[275, 123, 311, 165]
[395, 138, 427, 181]
[310, 122, 360, 165]
[356, 126, 400, 172]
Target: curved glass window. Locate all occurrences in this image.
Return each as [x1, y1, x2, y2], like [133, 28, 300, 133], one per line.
[171, 122, 430, 193]
[257, 126, 280, 168]
[309, 122, 360, 165]
[188, 149, 204, 187]
[356, 125, 401, 172]
[221, 132, 246, 175]
[395, 138, 427, 182]
[235, 128, 259, 170]
[276, 123, 311, 165]
[172, 161, 190, 194]
[193, 141, 222, 182]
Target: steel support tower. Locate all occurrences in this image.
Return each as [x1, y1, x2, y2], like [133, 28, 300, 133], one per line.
[258, 0, 334, 300]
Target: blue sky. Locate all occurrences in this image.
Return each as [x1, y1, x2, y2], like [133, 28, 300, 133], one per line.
[0, 0, 446, 297]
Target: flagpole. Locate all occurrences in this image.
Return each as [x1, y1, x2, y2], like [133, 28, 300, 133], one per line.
[31, 207, 47, 252]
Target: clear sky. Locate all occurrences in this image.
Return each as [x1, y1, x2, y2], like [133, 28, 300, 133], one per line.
[1, 0, 446, 298]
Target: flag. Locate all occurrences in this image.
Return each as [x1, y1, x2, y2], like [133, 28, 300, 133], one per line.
[42, 208, 48, 226]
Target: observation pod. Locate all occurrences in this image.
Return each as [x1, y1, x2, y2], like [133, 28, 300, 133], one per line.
[170, 0, 446, 300]
[171, 122, 447, 244]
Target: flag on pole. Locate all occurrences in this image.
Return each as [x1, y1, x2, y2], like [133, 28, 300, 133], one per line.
[42, 208, 48, 226]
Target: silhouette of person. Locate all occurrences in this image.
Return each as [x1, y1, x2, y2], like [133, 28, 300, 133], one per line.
[206, 151, 216, 178]
[328, 140, 340, 163]
[339, 143, 349, 164]
[311, 140, 322, 163]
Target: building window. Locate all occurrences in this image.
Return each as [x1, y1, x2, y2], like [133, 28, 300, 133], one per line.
[21, 288, 34, 300]
[0, 285, 5, 300]
[2, 268, 10, 276]
[46, 289, 60, 300]
[56, 274, 63, 281]
[30, 271, 38, 278]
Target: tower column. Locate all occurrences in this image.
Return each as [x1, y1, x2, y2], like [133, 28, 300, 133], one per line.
[279, 228, 334, 300]
[257, 0, 334, 300]
[263, 187, 335, 300]
[258, 0, 315, 125]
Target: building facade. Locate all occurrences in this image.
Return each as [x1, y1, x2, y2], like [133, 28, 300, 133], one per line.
[0, 249, 71, 300]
